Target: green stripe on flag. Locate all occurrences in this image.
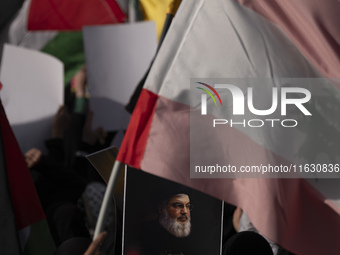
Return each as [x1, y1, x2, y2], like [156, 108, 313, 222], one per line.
[23, 220, 56, 255]
[41, 32, 85, 86]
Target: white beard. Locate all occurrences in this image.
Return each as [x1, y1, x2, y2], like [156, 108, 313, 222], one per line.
[159, 208, 191, 238]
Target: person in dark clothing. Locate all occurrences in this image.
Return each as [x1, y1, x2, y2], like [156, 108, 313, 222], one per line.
[223, 231, 273, 255]
[25, 104, 90, 246]
[24, 66, 108, 246]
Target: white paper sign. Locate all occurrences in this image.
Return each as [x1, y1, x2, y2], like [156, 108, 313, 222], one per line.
[0, 44, 63, 153]
[83, 21, 157, 131]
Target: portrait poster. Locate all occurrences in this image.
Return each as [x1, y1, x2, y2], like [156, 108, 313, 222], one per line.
[123, 167, 224, 255]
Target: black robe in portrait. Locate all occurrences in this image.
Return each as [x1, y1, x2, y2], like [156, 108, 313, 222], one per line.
[128, 220, 212, 255]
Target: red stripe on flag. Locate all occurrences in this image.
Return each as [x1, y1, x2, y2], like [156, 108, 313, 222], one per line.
[0, 101, 46, 230]
[117, 89, 159, 169]
[104, 0, 126, 24]
[28, 0, 126, 31]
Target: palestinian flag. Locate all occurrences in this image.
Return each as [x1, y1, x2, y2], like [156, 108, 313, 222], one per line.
[0, 99, 55, 254]
[27, 0, 126, 31]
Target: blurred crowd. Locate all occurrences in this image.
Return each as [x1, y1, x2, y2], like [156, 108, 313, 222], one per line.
[0, 1, 302, 255]
[20, 66, 293, 255]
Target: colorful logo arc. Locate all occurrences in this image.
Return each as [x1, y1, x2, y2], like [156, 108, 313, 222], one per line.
[196, 82, 222, 106]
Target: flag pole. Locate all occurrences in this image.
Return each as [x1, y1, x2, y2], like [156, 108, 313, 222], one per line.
[94, 0, 183, 241]
[93, 160, 123, 239]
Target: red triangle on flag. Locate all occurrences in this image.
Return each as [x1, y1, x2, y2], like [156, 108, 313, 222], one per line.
[0, 100, 46, 230]
[28, 0, 126, 31]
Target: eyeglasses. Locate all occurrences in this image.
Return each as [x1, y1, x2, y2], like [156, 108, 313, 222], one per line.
[168, 203, 194, 211]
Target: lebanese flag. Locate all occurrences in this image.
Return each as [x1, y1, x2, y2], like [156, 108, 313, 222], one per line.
[27, 0, 126, 31]
[0, 99, 55, 254]
[117, 0, 340, 254]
